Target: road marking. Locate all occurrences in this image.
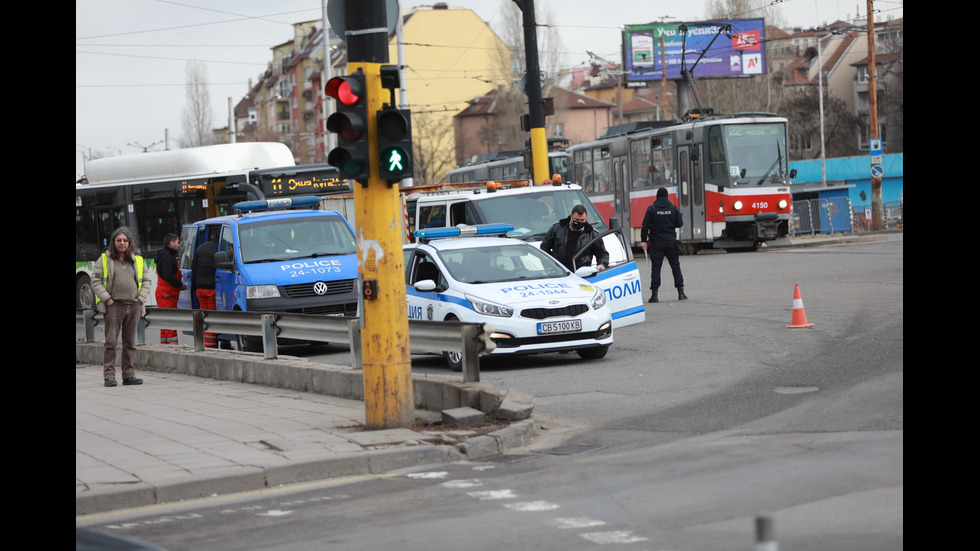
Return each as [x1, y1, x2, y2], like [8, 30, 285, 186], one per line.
[503, 501, 560, 512]
[552, 517, 606, 529]
[467, 489, 517, 500]
[579, 530, 649, 544]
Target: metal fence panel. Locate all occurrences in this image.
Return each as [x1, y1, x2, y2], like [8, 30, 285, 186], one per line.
[791, 197, 854, 236]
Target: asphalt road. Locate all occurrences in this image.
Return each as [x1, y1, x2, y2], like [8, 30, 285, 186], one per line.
[81, 235, 903, 550]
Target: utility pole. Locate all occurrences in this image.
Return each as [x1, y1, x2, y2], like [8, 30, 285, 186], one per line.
[325, 0, 414, 429]
[866, 0, 883, 231]
[321, 0, 335, 156]
[514, 0, 549, 185]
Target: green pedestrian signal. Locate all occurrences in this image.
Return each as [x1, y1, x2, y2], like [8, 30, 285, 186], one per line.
[376, 108, 413, 182]
[385, 147, 405, 172]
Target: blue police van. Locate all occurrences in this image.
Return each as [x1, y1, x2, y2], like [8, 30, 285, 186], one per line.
[177, 196, 360, 351]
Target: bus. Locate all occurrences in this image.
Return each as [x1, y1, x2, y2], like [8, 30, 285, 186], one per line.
[567, 114, 795, 253]
[447, 138, 571, 185]
[74, 143, 350, 309]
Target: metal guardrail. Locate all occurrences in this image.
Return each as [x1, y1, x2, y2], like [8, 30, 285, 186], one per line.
[76, 308, 494, 382]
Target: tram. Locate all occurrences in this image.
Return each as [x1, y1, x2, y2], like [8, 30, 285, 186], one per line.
[447, 138, 570, 185]
[567, 112, 795, 253]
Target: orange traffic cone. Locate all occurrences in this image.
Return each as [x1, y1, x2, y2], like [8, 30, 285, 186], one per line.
[786, 283, 814, 328]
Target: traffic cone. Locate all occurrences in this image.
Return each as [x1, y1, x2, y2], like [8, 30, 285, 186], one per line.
[786, 283, 814, 328]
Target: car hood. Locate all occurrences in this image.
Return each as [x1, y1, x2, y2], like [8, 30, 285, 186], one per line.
[454, 276, 602, 307]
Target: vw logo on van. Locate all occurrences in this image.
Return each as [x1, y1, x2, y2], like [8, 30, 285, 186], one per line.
[313, 281, 329, 295]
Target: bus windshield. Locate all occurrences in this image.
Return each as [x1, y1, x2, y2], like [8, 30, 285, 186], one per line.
[717, 123, 788, 180]
[238, 216, 357, 264]
[473, 188, 607, 240]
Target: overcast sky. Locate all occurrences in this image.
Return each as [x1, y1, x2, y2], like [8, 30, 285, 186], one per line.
[75, 0, 903, 179]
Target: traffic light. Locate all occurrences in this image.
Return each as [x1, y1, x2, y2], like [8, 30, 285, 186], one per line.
[376, 107, 413, 182]
[325, 71, 370, 181]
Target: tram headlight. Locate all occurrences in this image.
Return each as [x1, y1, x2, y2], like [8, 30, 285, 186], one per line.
[733, 200, 744, 211]
[778, 199, 788, 210]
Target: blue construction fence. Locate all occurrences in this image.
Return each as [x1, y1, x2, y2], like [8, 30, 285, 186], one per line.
[788, 153, 903, 235]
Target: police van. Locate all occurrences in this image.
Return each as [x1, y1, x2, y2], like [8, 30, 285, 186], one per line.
[410, 182, 645, 328]
[177, 196, 359, 351]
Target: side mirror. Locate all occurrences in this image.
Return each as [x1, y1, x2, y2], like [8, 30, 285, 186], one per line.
[575, 265, 598, 278]
[214, 251, 234, 271]
[414, 279, 437, 292]
[789, 168, 798, 180]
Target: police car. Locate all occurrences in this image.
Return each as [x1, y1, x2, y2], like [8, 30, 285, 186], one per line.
[405, 224, 613, 370]
[411, 182, 645, 328]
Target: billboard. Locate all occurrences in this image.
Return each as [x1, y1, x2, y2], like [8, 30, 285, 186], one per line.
[622, 19, 766, 87]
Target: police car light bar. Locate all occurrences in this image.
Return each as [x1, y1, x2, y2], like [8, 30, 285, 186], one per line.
[234, 196, 322, 212]
[414, 223, 515, 241]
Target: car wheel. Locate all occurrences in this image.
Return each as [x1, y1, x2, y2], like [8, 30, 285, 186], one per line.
[576, 345, 609, 360]
[444, 351, 464, 371]
[236, 334, 264, 353]
[76, 275, 95, 310]
[443, 315, 464, 371]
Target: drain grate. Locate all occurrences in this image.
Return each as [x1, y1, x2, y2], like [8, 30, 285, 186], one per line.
[537, 444, 606, 456]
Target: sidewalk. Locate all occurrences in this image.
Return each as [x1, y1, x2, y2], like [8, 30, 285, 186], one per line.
[76, 347, 536, 518]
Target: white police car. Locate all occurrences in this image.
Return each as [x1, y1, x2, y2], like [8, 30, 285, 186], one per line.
[405, 224, 613, 370]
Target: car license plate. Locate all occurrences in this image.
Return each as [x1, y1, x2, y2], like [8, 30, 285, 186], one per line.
[537, 319, 582, 335]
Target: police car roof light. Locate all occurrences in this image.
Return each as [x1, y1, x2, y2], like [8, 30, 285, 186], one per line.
[414, 223, 515, 241]
[233, 195, 322, 213]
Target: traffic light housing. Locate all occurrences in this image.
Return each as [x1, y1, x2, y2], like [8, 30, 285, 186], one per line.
[376, 107, 413, 183]
[325, 71, 370, 182]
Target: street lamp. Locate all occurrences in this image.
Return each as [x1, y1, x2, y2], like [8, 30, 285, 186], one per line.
[803, 30, 840, 187]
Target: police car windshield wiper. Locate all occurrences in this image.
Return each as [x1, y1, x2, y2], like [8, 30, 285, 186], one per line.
[248, 256, 293, 264]
[308, 249, 355, 257]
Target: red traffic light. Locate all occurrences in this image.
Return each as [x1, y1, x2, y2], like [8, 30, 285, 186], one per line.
[325, 76, 363, 106]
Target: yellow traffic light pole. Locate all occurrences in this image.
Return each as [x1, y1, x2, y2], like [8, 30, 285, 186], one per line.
[350, 61, 414, 429]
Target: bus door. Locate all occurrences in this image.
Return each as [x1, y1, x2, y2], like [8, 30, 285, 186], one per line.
[677, 145, 705, 242]
[96, 206, 127, 250]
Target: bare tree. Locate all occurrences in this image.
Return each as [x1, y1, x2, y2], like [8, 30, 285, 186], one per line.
[782, 85, 861, 160]
[494, 1, 565, 87]
[412, 113, 456, 186]
[180, 60, 214, 148]
[476, 1, 565, 153]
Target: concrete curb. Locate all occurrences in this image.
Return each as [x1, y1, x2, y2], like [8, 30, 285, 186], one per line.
[75, 419, 536, 516]
[75, 343, 533, 421]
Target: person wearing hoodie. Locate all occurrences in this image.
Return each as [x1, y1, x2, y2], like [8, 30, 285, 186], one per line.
[540, 204, 608, 273]
[192, 233, 220, 348]
[153, 233, 186, 344]
[640, 188, 687, 303]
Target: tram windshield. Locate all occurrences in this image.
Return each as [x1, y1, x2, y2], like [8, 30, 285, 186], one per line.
[711, 123, 788, 181]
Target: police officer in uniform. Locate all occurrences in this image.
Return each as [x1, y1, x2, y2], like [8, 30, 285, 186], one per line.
[640, 188, 687, 303]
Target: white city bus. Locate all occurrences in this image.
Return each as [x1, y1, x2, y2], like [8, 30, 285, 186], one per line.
[75, 143, 297, 309]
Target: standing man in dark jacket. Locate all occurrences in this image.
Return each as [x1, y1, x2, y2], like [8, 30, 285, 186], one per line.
[640, 188, 687, 303]
[153, 233, 186, 344]
[540, 204, 609, 273]
[192, 233, 220, 348]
